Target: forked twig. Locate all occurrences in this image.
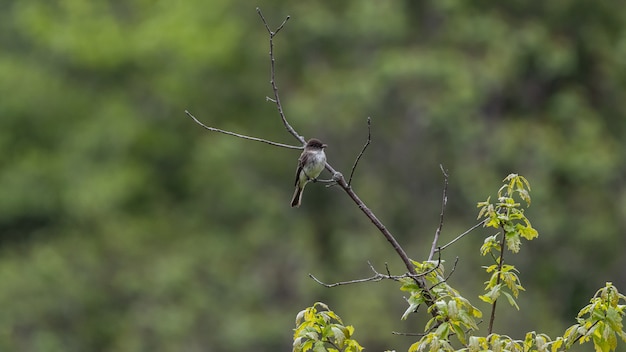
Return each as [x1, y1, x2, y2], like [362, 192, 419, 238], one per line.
[256, 8, 302, 143]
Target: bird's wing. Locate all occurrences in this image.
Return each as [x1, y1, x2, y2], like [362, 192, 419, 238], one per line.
[294, 151, 307, 186]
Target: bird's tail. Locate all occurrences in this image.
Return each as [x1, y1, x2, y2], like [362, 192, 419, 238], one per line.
[291, 185, 304, 207]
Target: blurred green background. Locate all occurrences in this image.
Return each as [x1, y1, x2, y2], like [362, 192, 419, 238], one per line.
[1, 0, 625, 351]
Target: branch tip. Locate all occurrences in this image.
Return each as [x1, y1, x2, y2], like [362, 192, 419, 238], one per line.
[348, 116, 372, 186]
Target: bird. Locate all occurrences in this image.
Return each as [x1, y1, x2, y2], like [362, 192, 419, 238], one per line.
[291, 138, 327, 207]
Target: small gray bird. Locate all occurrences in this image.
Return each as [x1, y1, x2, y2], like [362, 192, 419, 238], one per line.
[291, 138, 327, 207]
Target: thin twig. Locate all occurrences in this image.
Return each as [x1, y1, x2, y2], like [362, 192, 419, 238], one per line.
[428, 256, 459, 292]
[385, 262, 392, 276]
[256, 8, 302, 143]
[310, 256, 445, 288]
[309, 273, 385, 288]
[184, 110, 301, 149]
[309, 262, 389, 288]
[428, 164, 449, 260]
[436, 219, 487, 253]
[391, 330, 431, 337]
[348, 117, 371, 186]
[571, 320, 600, 345]
[444, 256, 459, 280]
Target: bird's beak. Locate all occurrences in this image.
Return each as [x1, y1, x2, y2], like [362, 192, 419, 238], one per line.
[322, 144, 328, 148]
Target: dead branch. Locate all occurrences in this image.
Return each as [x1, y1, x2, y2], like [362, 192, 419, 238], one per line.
[185, 8, 436, 310]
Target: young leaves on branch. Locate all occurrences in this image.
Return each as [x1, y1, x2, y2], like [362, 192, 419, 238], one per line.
[293, 302, 364, 352]
[477, 174, 538, 316]
[400, 260, 481, 351]
[477, 174, 538, 254]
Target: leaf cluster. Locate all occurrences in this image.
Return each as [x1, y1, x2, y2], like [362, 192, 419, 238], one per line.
[400, 260, 482, 350]
[477, 175, 538, 310]
[294, 302, 364, 352]
[296, 175, 626, 352]
[478, 174, 538, 254]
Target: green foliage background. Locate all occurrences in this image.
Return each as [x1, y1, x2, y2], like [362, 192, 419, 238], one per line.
[1, 0, 625, 351]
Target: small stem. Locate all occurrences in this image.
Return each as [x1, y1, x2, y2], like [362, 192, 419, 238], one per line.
[348, 117, 371, 186]
[487, 230, 507, 334]
[428, 164, 448, 260]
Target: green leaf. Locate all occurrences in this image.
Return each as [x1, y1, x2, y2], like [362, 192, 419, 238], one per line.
[313, 340, 327, 352]
[480, 283, 502, 304]
[402, 302, 420, 320]
[452, 322, 467, 345]
[502, 291, 520, 310]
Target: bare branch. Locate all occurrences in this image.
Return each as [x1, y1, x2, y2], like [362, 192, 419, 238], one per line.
[436, 219, 487, 253]
[309, 262, 402, 288]
[310, 255, 445, 288]
[348, 117, 372, 186]
[322, 164, 431, 286]
[428, 164, 449, 260]
[256, 10, 428, 294]
[184, 110, 301, 149]
[308, 273, 385, 288]
[256, 8, 302, 143]
[186, 10, 438, 313]
[256, 7, 289, 35]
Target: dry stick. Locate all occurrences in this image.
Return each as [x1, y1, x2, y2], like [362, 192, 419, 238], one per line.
[347, 117, 371, 186]
[184, 110, 301, 149]
[428, 164, 449, 261]
[487, 230, 507, 334]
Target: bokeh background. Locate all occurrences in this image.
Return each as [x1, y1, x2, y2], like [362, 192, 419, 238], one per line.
[1, 0, 626, 351]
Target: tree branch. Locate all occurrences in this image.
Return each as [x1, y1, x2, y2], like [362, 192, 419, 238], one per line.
[255, 8, 431, 296]
[325, 168, 430, 289]
[185, 9, 436, 310]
